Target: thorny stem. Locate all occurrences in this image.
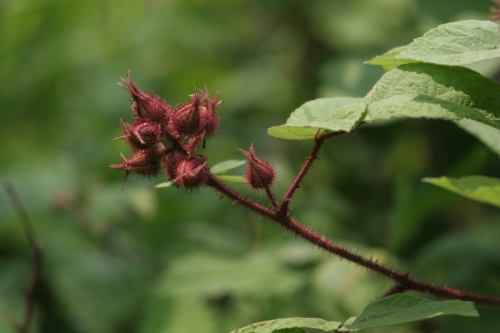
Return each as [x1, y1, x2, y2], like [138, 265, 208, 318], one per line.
[276, 214, 500, 306]
[207, 175, 276, 220]
[279, 131, 345, 216]
[206, 134, 500, 307]
[379, 284, 409, 299]
[4, 183, 44, 333]
[264, 186, 279, 211]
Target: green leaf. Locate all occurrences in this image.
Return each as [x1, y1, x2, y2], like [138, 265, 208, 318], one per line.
[344, 294, 478, 330]
[268, 97, 366, 140]
[154, 181, 175, 188]
[211, 160, 246, 174]
[395, 20, 500, 66]
[231, 318, 341, 333]
[365, 45, 419, 71]
[363, 63, 500, 129]
[230, 300, 474, 333]
[274, 329, 304, 333]
[216, 175, 247, 183]
[457, 119, 500, 157]
[155, 174, 246, 188]
[158, 252, 307, 298]
[423, 176, 500, 208]
[140, 296, 216, 333]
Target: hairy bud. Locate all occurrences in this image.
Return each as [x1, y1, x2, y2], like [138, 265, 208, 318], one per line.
[108, 148, 163, 188]
[199, 87, 222, 138]
[171, 156, 209, 190]
[114, 117, 162, 150]
[171, 87, 204, 137]
[164, 152, 185, 180]
[238, 142, 276, 189]
[118, 70, 172, 124]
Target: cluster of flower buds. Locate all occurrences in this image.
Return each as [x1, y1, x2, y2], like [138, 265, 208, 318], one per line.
[109, 70, 221, 190]
[109, 70, 278, 192]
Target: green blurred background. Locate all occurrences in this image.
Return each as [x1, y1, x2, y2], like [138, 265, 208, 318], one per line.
[1, 0, 500, 332]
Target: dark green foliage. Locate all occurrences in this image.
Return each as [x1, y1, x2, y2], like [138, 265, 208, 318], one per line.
[1, 1, 500, 333]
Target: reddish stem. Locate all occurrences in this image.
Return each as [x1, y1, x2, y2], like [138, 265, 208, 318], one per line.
[4, 183, 44, 333]
[207, 176, 276, 220]
[264, 186, 279, 211]
[379, 284, 408, 299]
[277, 214, 500, 305]
[206, 134, 500, 307]
[279, 131, 344, 216]
[20, 243, 42, 333]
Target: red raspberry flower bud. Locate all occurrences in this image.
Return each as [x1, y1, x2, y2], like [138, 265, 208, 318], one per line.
[237, 142, 276, 189]
[171, 87, 204, 137]
[171, 156, 209, 190]
[118, 70, 172, 124]
[108, 148, 163, 188]
[114, 117, 162, 150]
[199, 87, 222, 138]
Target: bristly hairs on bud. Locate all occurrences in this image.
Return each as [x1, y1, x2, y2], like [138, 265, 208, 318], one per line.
[114, 117, 162, 150]
[199, 86, 222, 138]
[110, 70, 223, 189]
[164, 152, 185, 180]
[117, 69, 173, 124]
[237, 141, 276, 189]
[172, 155, 210, 190]
[108, 148, 164, 189]
[171, 86, 206, 137]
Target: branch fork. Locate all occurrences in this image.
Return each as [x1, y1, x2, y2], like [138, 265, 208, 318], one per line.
[206, 131, 500, 307]
[110, 74, 500, 307]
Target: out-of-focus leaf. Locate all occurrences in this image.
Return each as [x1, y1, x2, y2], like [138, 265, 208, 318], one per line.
[311, 248, 392, 315]
[309, 0, 417, 52]
[413, 228, 500, 285]
[88, 183, 155, 232]
[457, 119, 500, 157]
[395, 20, 500, 66]
[0, 322, 17, 333]
[230, 317, 341, 333]
[343, 294, 478, 330]
[423, 176, 500, 208]
[157, 251, 306, 298]
[211, 160, 246, 174]
[268, 98, 366, 140]
[320, 54, 387, 97]
[155, 181, 175, 189]
[44, 235, 151, 333]
[127, 187, 157, 220]
[216, 175, 247, 183]
[363, 64, 500, 129]
[140, 296, 216, 333]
